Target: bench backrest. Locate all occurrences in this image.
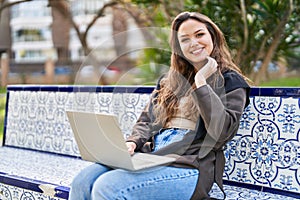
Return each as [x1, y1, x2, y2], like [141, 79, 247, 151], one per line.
[3, 85, 300, 196]
[223, 87, 300, 197]
[3, 85, 154, 156]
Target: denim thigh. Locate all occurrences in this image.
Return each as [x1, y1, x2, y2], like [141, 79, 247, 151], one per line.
[69, 163, 112, 200]
[91, 166, 199, 200]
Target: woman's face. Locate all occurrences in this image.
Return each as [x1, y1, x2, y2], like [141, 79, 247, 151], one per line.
[177, 19, 214, 69]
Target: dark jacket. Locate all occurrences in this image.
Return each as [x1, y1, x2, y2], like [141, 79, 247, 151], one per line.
[127, 70, 250, 199]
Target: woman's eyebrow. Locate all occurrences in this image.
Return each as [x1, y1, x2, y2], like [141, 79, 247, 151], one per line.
[179, 28, 205, 38]
[194, 28, 205, 34]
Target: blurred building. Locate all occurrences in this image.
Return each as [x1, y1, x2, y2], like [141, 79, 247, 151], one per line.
[0, 0, 144, 85]
[10, 1, 55, 63]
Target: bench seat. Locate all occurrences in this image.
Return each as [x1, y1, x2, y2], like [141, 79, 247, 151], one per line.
[1, 146, 299, 200]
[0, 146, 92, 199]
[209, 184, 299, 200]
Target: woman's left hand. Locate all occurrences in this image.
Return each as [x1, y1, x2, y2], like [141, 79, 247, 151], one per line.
[195, 56, 218, 87]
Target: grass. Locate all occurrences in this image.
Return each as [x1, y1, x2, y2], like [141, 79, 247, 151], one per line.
[0, 89, 6, 146]
[260, 77, 300, 86]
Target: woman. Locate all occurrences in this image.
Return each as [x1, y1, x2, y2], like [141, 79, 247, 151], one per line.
[69, 11, 250, 200]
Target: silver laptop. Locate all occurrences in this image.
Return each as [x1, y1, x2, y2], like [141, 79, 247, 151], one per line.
[66, 111, 176, 171]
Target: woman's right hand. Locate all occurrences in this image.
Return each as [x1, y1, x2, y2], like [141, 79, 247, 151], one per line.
[126, 142, 137, 155]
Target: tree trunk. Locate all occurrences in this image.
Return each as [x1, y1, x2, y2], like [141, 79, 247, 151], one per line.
[235, 0, 248, 65]
[112, 6, 128, 57]
[50, 0, 70, 65]
[253, 0, 293, 85]
[111, 6, 131, 71]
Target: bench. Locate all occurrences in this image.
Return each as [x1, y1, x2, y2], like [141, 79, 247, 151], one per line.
[0, 85, 299, 199]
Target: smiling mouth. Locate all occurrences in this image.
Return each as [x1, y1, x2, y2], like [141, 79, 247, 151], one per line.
[191, 47, 204, 55]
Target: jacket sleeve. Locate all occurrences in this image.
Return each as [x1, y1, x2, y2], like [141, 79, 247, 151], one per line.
[126, 75, 165, 151]
[193, 84, 248, 144]
[126, 101, 157, 151]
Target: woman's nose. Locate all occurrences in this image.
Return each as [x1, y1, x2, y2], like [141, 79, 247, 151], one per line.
[190, 38, 199, 47]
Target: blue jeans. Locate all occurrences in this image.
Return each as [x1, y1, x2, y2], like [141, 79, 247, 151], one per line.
[69, 163, 199, 200]
[153, 128, 190, 151]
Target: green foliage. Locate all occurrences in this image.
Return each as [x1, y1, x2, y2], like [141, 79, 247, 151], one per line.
[136, 25, 171, 83]
[188, 0, 299, 74]
[135, 57, 169, 85]
[130, 0, 299, 84]
[136, 47, 171, 84]
[131, 0, 160, 5]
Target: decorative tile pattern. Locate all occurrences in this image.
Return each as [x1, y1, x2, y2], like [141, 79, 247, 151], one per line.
[224, 96, 300, 194]
[209, 183, 299, 200]
[5, 89, 152, 156]
[0, 182, 65, 200]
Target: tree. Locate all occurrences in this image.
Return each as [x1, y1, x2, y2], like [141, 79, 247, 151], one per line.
[189, 0, 299, 84]
[249, 0, 294, 84]
[48, 0, 117, 57]
[48, 0, 118, 84]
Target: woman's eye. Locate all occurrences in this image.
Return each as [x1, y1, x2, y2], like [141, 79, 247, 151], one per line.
[196, 33, 204, 37]
[180, 38, 189, 43]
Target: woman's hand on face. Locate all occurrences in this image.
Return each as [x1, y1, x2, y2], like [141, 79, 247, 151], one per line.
[126, 142, 137, 155]
[195, 56, 218, 88]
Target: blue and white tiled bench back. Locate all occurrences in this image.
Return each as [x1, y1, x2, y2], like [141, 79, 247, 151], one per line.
[0, 85, 299, 200]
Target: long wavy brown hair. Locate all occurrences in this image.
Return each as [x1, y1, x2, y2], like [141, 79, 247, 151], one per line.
[153, 12, 246, 126]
